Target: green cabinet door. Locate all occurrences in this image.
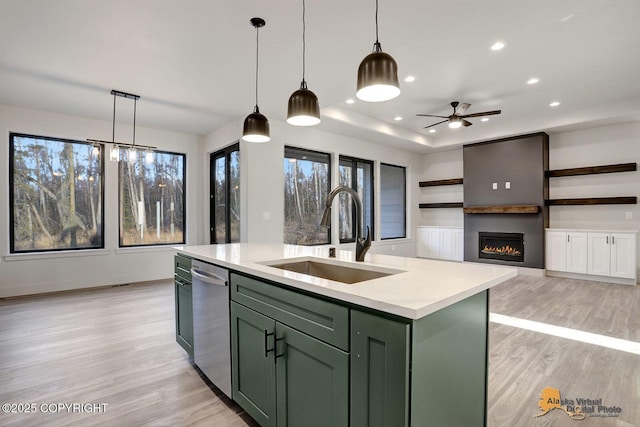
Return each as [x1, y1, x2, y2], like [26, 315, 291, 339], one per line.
[231, 302, 277, 427]
[276, 323, 349, 427]
[175, 278, 193, 356]
[351, 310, 411, 427]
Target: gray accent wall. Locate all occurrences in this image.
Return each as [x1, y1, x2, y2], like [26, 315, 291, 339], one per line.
[463, 133, 549, 268]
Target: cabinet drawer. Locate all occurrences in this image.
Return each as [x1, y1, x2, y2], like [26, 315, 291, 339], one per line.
[231, 272, 349, 351]
[174, 254, 192, 281]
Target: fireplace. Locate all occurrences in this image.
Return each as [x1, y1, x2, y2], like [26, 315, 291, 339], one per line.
[478, 232, 524, 263]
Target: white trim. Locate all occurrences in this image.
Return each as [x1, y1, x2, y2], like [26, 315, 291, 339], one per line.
[546, 270, 637, 286]
[3, 248, 110, 262]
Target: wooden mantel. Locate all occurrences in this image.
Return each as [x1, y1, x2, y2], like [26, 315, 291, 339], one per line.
[463, 205, 541, 214]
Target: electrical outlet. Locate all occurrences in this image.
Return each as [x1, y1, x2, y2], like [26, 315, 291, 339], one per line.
[492, 182, 498, 190]
[263, 211, 271, 220]
[505, 181, 511, 189]
[626, 211, 633, 219]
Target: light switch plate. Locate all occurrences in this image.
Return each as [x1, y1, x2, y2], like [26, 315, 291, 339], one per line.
[505, 181, 511, 189]
[263, 211, 271, 220]
[626, 211, 633, 219]
[492, 182, 498, 190]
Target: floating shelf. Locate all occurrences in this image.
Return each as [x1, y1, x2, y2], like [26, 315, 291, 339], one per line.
[546, 197, 637, 206]
[463, 205, 540, 214]
[419, 178, 463, 187]
[419, 202, 464, 209]
[546, 162, 637, 178]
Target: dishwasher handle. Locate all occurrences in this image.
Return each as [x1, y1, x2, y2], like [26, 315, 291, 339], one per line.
[191, 268, 228, 286]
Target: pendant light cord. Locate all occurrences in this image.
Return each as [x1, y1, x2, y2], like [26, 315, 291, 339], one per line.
[254, 24, 260, 109]
[132, 98, 137, 146]
[112, 92, 116, 143]
[373, 0, 382, 52]
[302, 0, 306, 85]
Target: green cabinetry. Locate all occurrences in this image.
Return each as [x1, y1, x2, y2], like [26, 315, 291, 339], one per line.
[174, 254, 193, 356]
[352, 291, 489, 427]
[351, 310, 410, 427]
[230, 273, 349, 427]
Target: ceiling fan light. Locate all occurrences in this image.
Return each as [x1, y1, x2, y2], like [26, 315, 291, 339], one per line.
[356, 49, 400, 102]
[287, 84, 321, 126]
[449, 117, 463, 129]
[242, 107, 270, 143]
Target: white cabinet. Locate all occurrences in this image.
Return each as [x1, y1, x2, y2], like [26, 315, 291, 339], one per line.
[545, 231, 587, 273]
[588, 232, 637, 279]
[546, 229, 637, 284]
[566, 232, 588, 274]
[416, 227, 463, 262]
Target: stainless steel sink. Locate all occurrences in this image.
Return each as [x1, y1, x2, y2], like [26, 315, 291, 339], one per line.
[260, 257, 403, 284]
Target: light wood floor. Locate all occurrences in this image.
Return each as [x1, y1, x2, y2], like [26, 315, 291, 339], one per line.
[1, 275, 638, 426]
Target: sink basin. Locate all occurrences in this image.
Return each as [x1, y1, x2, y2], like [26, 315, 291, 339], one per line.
[260, 257, 404, 284]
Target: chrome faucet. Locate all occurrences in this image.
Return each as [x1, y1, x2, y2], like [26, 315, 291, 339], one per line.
[320, 186, 371, 262]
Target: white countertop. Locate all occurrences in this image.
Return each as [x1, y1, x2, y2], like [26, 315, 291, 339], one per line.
[174, 244, 517, 320]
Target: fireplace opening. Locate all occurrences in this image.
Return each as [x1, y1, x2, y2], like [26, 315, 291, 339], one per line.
[478, 232, 524, 263]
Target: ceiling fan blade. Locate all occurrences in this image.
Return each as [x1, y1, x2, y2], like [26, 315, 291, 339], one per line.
[462, 119, 473, 127]
[456, 103, 471, 115]
[423, 120, 448, 129]
[416, 114, 448, 118]
[461, 109, 502, 118]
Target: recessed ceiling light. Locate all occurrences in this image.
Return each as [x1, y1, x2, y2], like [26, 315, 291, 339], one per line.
[481, 118, 489, 122]
[490, 41, 505, 51]
[346, 98, 355, 104]
[404, 76, 415, 83]
[428, 129, 436, 133]
[527, 78, 540, 85]
[394, 116, 402, 121]
[549, 101, 561, 107]
[559, 14, 574, 22]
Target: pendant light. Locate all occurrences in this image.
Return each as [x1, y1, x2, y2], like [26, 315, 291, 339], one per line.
[287, 0, 320, 126]
[88, 90, 156, 162]
[242, 17, 270, 143]
[356, 0, 400, 102]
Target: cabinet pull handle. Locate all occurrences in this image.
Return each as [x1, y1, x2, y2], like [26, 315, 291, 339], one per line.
[607, 236, 609, 244]
[567, 235, 570, 242]
[264, 330, 275, 358]
[612, 236, 615, 244]
[275, 337, 285, 364]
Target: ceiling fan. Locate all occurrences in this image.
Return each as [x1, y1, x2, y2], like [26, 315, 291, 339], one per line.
[417, 101, 501, 129]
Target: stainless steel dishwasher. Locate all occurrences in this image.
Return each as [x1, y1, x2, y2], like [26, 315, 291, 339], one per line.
[191, 259, 231, 398]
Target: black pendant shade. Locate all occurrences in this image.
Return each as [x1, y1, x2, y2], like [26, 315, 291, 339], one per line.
[356, 0, 400, 102]
[287, 81, 320, 126]
[242, 17, 270, 143]
[287, 0, 320, 127]
[356, 42, 400, 102]
[243, 106, 270, 143]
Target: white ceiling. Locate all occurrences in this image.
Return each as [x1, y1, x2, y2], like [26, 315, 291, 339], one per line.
[1, 0, 639, 153]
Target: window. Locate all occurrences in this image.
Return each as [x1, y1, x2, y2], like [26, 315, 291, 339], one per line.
[338, 156, 374, 243]
[10, 133, 104, 252]
[119, 149, 185, 246]
[380, 163, 406, 239]
[284, 147, 330, 245]
[211, 143, 240, 243]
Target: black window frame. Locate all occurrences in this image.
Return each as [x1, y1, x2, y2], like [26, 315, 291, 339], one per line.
[210, 142, 240, 244]
[9, 132, 105, 253]
[118, 149, 186, 248]
[380, 162, 407, 240]
[283, 146, 332, 246]
[338, 155, 375, 244]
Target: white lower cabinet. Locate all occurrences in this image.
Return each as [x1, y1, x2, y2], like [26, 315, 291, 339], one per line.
[417, 227, 463, 261]
[546, 229, 637, 283]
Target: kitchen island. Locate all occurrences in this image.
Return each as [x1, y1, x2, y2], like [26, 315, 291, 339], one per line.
[175, 243, 517, 427]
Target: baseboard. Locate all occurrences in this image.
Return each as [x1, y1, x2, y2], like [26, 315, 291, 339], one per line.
[546, 270, 637, 286]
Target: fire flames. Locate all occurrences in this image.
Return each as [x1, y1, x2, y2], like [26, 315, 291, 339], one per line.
[481, 245, 522, 256]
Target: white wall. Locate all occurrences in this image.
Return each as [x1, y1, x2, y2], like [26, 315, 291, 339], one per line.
[548, 121, 640, 230]
[0, 104, 202, 297]
[419, 148, 464, 227]
[202, 118, 422, 257]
